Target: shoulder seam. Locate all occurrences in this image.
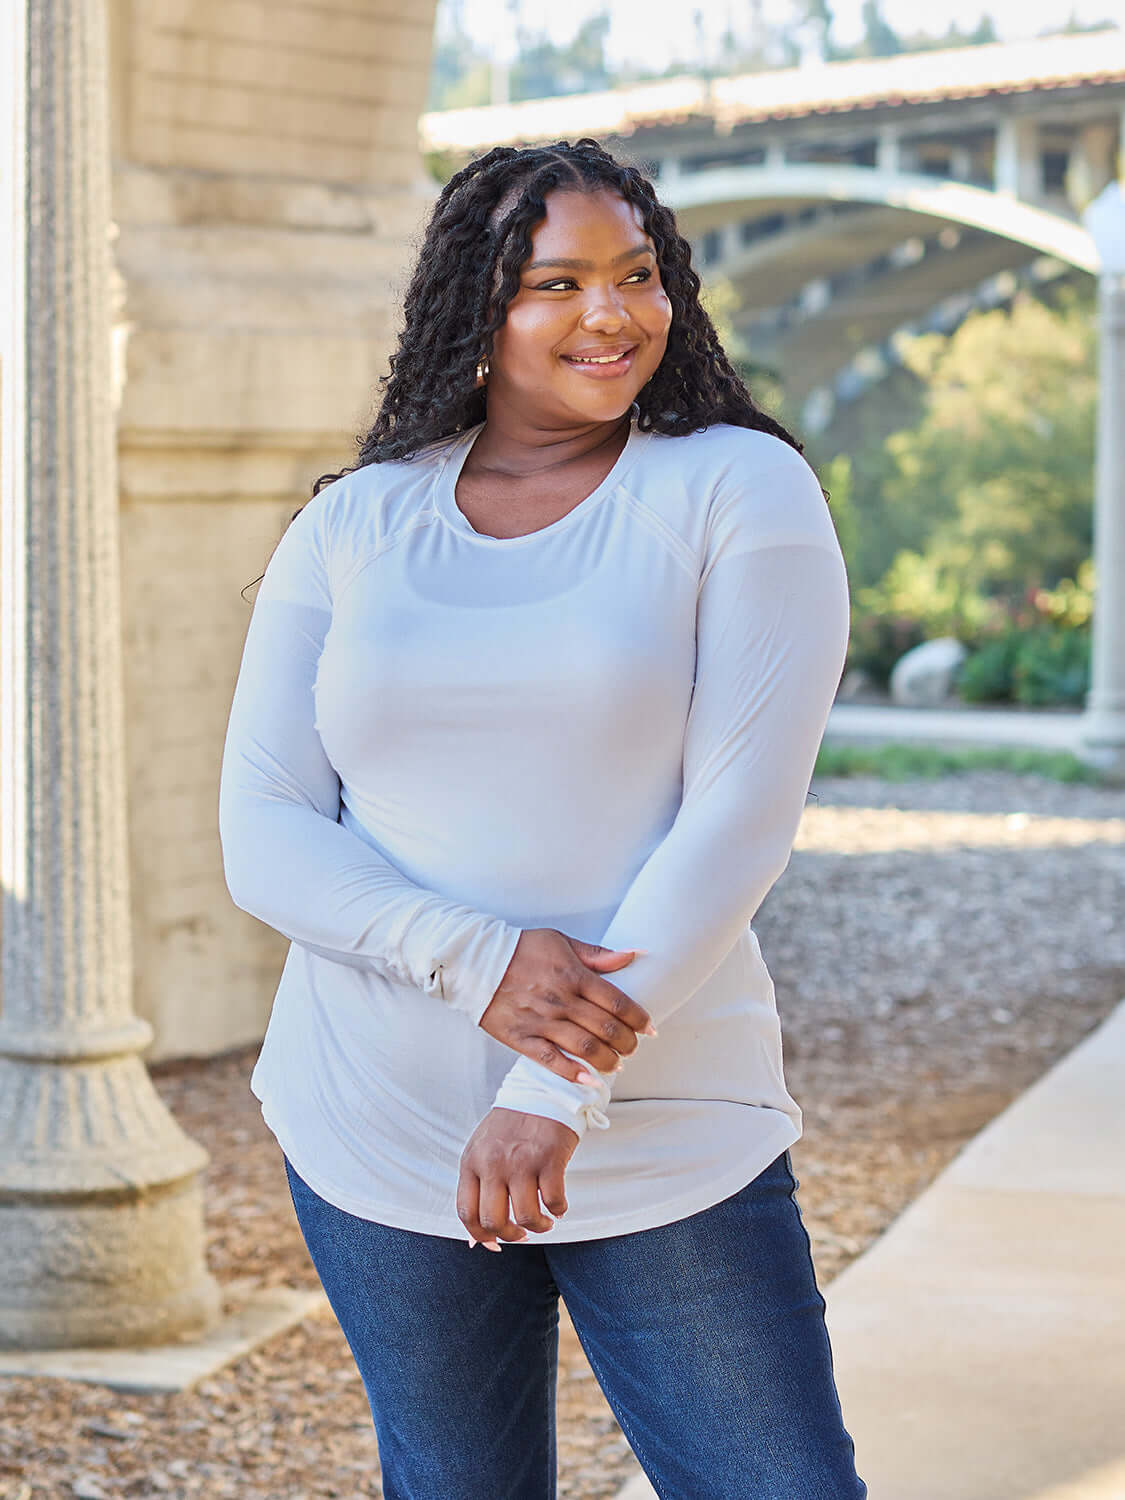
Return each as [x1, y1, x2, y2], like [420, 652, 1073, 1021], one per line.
[615, 487, 698, 582]
[331, 511, 440, 605]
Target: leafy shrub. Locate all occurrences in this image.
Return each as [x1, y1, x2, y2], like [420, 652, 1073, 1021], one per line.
[958, 623, 1090, 706]
[957, 565, 1093, 706]
[957, 632, 1021, 702]
[1030, 561, 1094, 629]
[1011, 626, 1090, 706]
[851, 562, 1095, 707]
[854, 547, 992, 643]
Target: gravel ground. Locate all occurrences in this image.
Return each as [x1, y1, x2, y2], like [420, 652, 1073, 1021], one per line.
[2, 772, 1122, 1500]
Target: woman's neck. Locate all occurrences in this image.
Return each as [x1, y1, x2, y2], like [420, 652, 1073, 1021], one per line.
[467, 411, 629, 480]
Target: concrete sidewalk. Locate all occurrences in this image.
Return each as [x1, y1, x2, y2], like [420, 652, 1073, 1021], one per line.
[824, 701, 1083, 753]
[616, 999, 1125, 1500]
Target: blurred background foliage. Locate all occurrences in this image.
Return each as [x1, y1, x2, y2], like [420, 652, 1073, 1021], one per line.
[806, 284, 1097, 705]
[703, 269, 1097, 707]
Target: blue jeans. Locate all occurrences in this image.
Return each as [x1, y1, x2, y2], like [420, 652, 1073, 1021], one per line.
[284, 1147, 866, 1499]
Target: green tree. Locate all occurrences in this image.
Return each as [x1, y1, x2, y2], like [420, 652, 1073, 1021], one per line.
[1041, 11, 1121, 36]
[893, 13, 998, 52]
[426, 0, 492, 110]
[858, 283, 1096, 623]
[511, 13, 613, 101]
[857, 0, 903, 57]
[827, 4, 998, 60]
[806, 364, 926, 590]
[779, 0, 836, 64]
[701, 274, 787, 419]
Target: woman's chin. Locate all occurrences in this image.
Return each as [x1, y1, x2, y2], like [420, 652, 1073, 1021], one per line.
[554, 388, 641, 424]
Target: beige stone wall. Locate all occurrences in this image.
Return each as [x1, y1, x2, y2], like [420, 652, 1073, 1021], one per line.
[122, 0, 429, 185]
[106, 0, 440, 1059]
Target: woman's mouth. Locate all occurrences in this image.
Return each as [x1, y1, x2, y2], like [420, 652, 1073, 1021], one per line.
[561, 347, 637, 379]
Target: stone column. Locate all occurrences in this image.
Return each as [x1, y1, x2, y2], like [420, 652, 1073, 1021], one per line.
[949, 146, 973, 183]
[718, 220, 743, 266]
[876, 125, 901, 175]
[0, 0, 220, 1347]
[1079, 182, 1125, 782]
[994, 115, 1041, 200]
[1065, 123, 1116, 215]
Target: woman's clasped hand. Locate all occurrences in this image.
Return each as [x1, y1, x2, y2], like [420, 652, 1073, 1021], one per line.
[479, 927, 655, 1084]
[458, 929, 654, 1250]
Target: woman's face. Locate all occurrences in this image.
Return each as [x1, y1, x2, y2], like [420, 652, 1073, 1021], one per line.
[486, 187, 673, 428]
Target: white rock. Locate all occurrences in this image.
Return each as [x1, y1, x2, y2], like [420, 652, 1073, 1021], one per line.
[889, 637, 968, 707]
[71, 1479, 109, 1500]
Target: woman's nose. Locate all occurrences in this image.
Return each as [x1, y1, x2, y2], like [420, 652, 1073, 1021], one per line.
[579, 287, 629, 331]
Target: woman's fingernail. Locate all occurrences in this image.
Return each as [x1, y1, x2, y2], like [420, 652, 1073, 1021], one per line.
[576, 1070, 599, 1086]
[642, 1023, 658, 1037]
[484, 1241, 502, 1252]
[467, 1236, 478, 1248]
[627, 948, 650, 956]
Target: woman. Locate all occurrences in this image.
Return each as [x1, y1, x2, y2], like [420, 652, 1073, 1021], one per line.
[219, 138, 865, 1499]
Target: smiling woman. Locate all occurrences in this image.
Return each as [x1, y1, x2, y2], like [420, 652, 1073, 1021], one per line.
[298, 136, 802, 483]
[219, 138, 866, 1498]
[453, 186, 675, 537]
[501, 205, 666, 399]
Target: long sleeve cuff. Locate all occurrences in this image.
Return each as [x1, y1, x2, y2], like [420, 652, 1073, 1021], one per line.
[491, 1050, 613, 1138]
[417, 918, 524, 1025]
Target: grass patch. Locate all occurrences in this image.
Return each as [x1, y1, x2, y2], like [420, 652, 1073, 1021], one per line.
[814, 741, 1101, 783]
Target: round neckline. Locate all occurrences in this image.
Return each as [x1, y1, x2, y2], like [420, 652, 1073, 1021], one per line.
[433, 417, 649, 547]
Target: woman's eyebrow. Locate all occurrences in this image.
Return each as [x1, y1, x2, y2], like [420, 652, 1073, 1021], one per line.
[525, 242, 655, 272]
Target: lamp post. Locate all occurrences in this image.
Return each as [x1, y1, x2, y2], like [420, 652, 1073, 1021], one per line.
[1080, 181, 1125, 781]
[0, 0, 219, 1347]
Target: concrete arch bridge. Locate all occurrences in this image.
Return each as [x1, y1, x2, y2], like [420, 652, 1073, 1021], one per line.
[422, 29, 1125, 430]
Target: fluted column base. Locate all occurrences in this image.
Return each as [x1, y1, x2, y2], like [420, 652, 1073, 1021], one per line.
[0, 1055, 221, 1350]
[1078, 706, 1125, 783]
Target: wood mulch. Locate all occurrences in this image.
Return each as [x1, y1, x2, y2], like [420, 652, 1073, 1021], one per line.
[2, 772, 1122, 1500]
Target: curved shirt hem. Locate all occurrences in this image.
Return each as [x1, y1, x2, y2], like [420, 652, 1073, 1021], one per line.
[262, 1093, 801, 1243]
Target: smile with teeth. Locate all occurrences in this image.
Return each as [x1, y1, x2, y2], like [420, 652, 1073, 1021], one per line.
[562, 347, 637, 370]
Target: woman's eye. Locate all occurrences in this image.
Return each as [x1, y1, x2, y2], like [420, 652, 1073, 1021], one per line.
[535, 269, 653, 291]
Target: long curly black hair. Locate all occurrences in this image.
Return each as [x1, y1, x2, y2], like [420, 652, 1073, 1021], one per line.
[311, 136, 803, 496]
[240, 139, 808, 594]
